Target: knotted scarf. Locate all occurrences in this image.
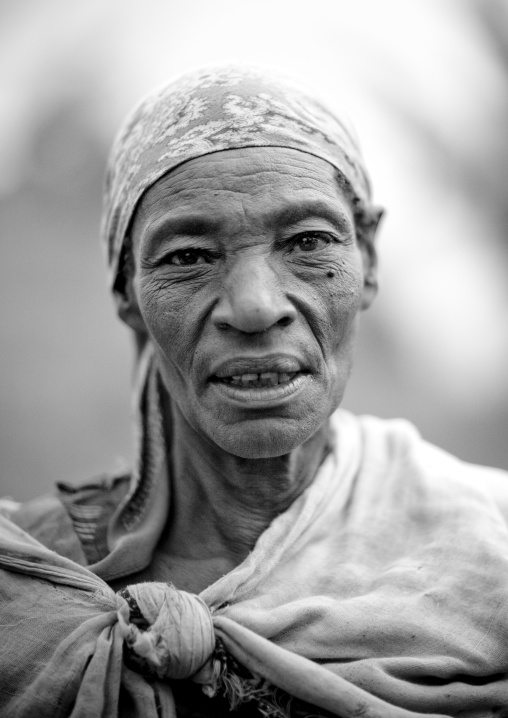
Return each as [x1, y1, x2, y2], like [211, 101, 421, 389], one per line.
[0, 514, 449, 718]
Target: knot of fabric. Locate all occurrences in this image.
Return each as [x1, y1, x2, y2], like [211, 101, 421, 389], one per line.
[118, 582, 215, 680]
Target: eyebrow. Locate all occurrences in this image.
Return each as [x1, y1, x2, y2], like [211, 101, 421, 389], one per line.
[142, 215, 221, 248]
[266, 200, 353, 234]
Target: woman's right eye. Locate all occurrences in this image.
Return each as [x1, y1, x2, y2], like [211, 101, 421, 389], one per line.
[166, 249, 210, 266]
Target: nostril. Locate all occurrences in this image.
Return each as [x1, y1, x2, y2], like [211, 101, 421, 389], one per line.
[276, 315, 293, 328]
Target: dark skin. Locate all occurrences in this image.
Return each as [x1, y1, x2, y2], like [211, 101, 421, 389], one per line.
[117, 147, 380, 593]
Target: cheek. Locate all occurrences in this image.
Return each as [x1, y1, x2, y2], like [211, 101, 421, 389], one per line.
[137, 276, 196, 363]
[291, 247, 365, 314]
[318, 259, 364, 404]
[321, 255, 365, 337]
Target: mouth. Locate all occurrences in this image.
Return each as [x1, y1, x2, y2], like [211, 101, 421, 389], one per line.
[208, 355, 311, 404]
[212, 370, 302, 389]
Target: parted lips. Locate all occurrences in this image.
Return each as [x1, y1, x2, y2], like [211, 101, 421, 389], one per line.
[211, 354, 308, 389]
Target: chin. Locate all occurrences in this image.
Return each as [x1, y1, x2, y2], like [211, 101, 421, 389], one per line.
[208, 416, 324, 459]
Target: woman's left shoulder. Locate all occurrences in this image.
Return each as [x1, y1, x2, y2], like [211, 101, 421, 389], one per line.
[337, 409, 508, 516]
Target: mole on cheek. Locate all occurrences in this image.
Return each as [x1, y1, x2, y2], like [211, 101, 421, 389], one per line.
[327, 270, 335, 278]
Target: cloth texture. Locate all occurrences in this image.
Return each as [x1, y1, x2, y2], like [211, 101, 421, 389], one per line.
[3, 353, 508, 716]
[101, 64, 373, 290]
[119, 582, 215, 680]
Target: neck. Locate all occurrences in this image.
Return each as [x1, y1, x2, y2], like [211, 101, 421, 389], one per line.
[159, 395, 330, 565]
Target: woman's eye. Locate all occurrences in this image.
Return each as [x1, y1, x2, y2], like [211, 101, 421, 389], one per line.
[167, 249, 210, 266]
[291, 233, 331, 252]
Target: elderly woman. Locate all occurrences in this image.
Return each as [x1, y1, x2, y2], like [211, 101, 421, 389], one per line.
[2, 66, 508, 718]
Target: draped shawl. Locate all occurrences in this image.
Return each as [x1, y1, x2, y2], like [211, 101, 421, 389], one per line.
[2, 351, 508, 717]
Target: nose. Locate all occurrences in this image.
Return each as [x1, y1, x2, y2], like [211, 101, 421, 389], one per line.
[211, 255, 297, 333]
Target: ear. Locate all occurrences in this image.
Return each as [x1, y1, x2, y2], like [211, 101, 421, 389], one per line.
[112, 245, 148, 336]
[359, 205, 384, 311]
[114, 280, 147, 335]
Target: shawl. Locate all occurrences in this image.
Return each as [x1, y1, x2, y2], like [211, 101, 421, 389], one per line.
[101, 64, 374, 291]
[3, 352, 508, 717]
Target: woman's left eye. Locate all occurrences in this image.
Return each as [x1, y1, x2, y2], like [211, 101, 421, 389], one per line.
[291, 233, 332, 252]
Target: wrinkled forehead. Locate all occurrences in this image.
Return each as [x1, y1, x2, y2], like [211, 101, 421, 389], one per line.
[132, 147, 357, 252]
[102, 65, 372, 289]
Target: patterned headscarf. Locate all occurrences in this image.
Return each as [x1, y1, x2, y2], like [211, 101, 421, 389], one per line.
[102, 65, 373, 291]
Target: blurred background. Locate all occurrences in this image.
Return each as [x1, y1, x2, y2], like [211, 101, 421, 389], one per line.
[1, 0, 508, 500]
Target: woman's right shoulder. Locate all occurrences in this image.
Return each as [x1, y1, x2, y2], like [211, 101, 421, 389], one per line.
[1, 472, 132, 565]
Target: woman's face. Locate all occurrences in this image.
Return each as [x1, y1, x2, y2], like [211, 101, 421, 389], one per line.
[129, 147, 376, 458]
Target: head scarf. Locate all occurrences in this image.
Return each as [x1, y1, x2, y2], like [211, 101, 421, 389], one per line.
[101, 64, 374, 292]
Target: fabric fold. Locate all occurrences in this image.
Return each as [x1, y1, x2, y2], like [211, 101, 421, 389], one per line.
[5, 358, 508, 716]
[0, 515, 174, 718]
[0, 514, 451, 718]
[213, 616, 448, 718]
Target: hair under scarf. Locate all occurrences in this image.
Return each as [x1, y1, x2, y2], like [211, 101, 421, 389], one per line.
[101, 64, 375, 294]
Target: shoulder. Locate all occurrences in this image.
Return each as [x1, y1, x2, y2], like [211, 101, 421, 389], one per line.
[3, 472, 131, 565]
[336, 410, 508, 522]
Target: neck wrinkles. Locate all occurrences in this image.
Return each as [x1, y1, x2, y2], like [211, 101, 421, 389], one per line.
[161, 391, 331, 564]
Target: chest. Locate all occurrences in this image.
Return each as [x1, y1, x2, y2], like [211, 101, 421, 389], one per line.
[110, 549, 238, 594]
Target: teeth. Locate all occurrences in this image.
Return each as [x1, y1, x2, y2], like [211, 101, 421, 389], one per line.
[240, 373, 258, 386]
[260, 372, 279, 386]
[221, 371, 299, 388]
